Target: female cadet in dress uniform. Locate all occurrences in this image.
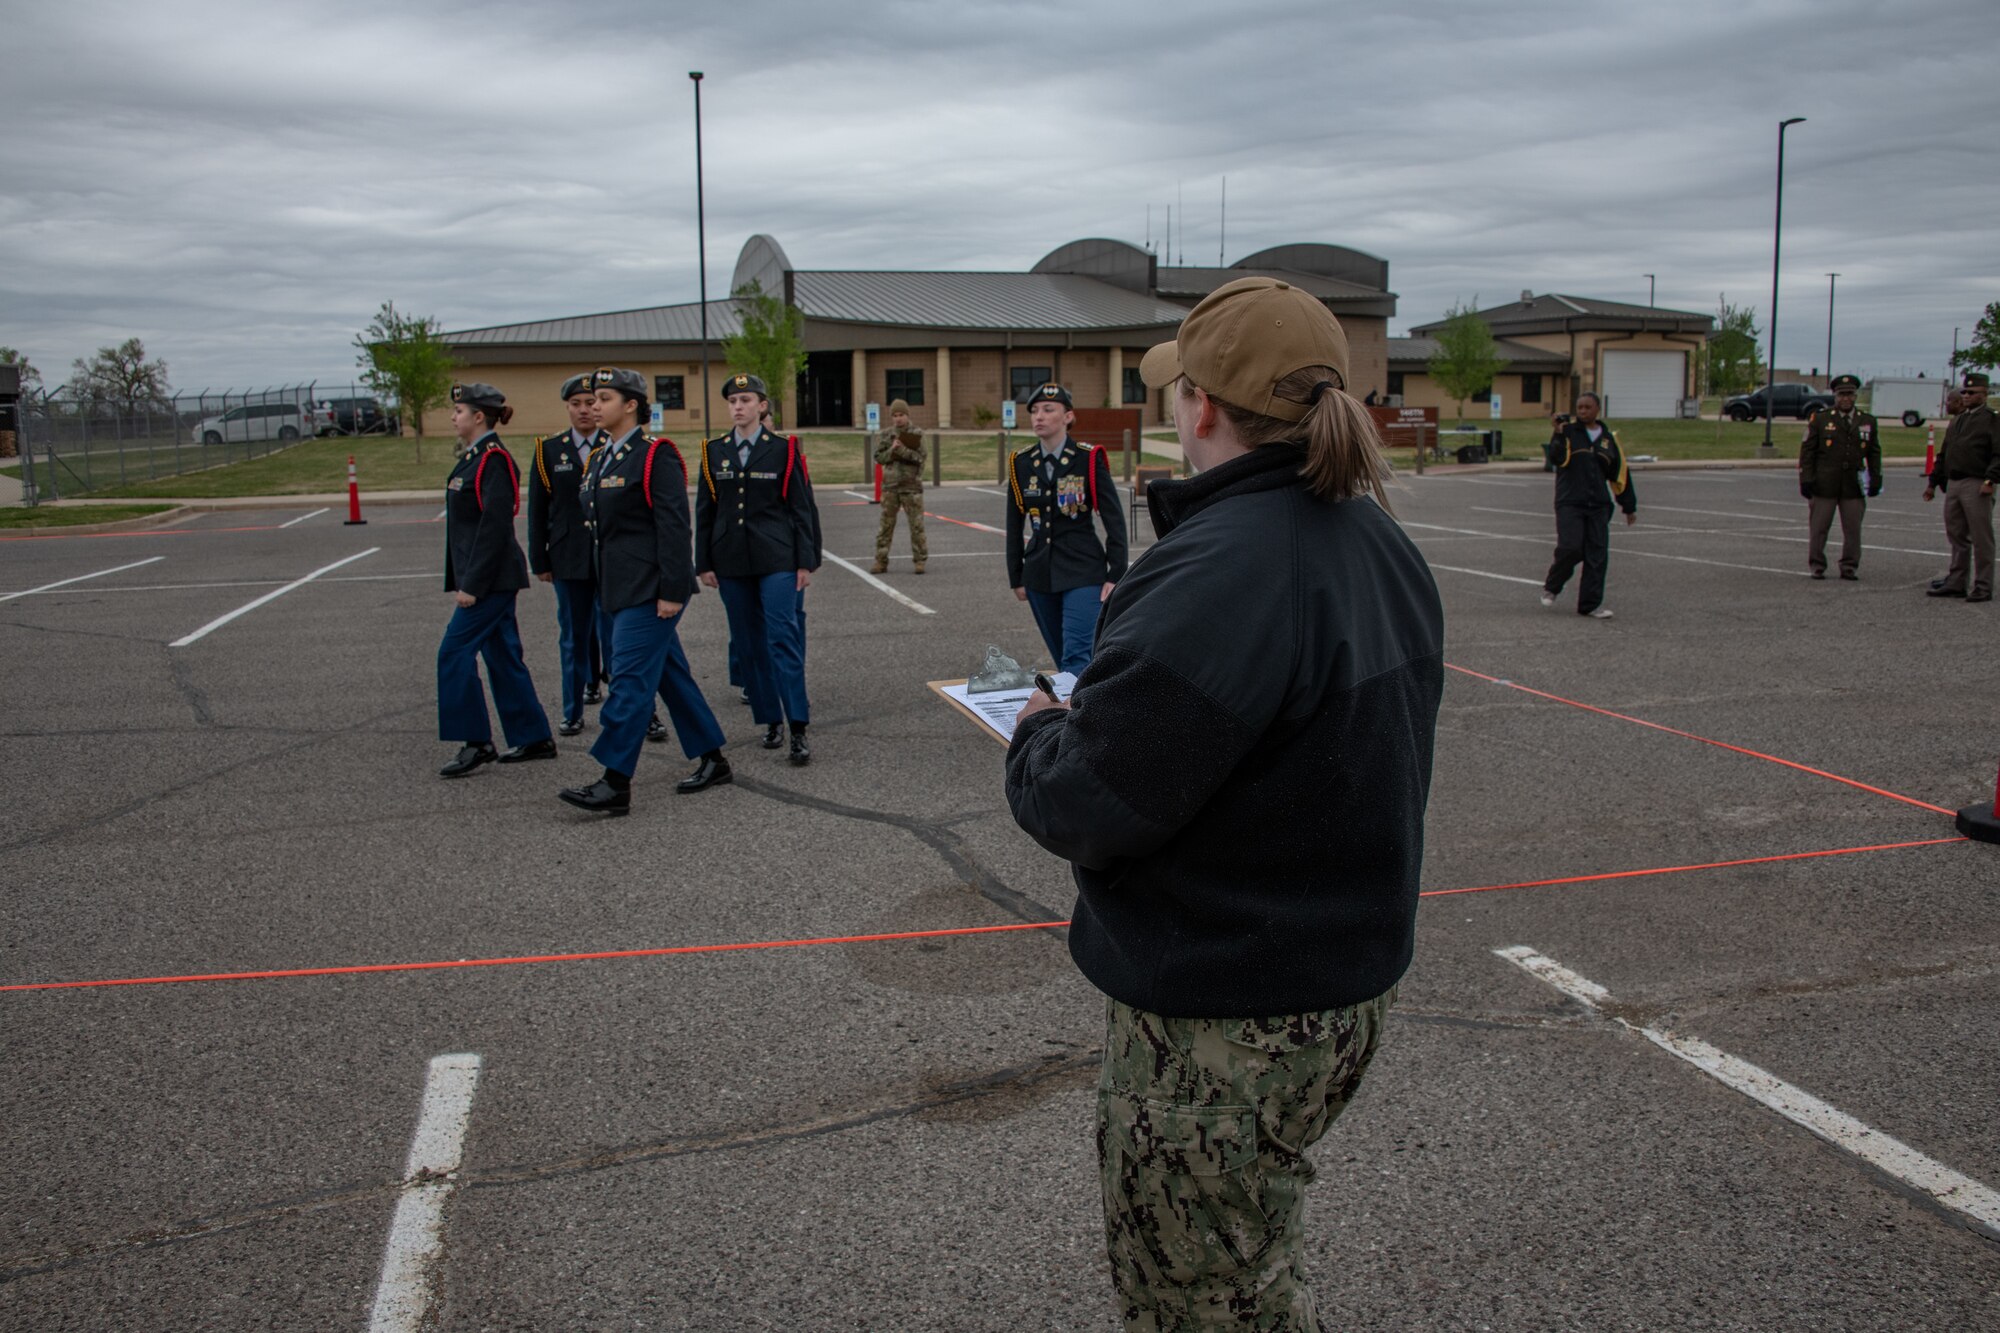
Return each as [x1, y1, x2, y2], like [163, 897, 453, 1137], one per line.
[1005, 382, 1128, 674]
[695, 372, 821, 765]
[528, 373, 603, 735]
[557, 368, 729, 815]
[437, 383, 555, 777]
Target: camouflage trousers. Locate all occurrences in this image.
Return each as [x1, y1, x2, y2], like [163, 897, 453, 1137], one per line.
[1096, 990, 1393, 1332]
[875, 488, 927, 564]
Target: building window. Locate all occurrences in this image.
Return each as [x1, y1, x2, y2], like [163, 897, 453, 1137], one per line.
[1010, 366, 1053, 402]
[1521, 373, 1543, 404]
[1387, 372, 1405, 397]
[1122, 367, 1147, 405]
[654, 376, 685, 410]
[1472, 384, 1492, 404]
[885, 368, 925, 406]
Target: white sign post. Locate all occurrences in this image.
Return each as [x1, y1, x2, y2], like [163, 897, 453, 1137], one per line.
[1489, 393, 1503, 421]
[865, 402, 881, 432]
[649, 403, 664, 433]
[1001, 399, 1017, 430]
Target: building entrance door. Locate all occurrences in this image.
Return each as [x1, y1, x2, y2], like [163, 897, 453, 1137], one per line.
[797, 352, 851, 428]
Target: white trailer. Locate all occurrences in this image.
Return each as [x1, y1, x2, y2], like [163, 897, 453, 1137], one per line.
[1867, 377, 1946, 427]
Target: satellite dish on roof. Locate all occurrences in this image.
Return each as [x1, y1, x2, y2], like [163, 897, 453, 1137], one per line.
[732, 235, 794, 300]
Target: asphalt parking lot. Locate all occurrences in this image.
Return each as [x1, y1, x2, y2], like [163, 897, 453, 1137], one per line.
[3, 462, 1997, 1331]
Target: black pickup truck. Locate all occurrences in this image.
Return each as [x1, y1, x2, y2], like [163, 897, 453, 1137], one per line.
[1723, 382, 1833, 422]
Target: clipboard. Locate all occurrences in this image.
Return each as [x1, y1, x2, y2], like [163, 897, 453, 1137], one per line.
[928, 673, 1077, 745]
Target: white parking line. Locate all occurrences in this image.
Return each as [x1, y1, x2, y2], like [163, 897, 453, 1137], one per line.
[1495, 947, 2000, 1240]
[0, 556, 165, 603]
[821, 552, 936, 614]
[169, 547, 380, 646]
[843, 490, 873, 502]
[278, 507, 330, 529]
[966, 486, 1008, 498]
[1401, 521, 1809, 578]
[1428, 563, 1544, 586]
[366, 1053, 483, 1333]
[30, 572, 437, 596]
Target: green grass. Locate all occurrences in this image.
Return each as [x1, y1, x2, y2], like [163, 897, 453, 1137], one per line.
[38, 432, 1183, 498]
[0, 503, 177, 529]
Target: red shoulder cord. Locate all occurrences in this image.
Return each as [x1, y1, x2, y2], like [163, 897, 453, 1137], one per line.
[642, 437, 683, 507]
[473, 448, 520, 517]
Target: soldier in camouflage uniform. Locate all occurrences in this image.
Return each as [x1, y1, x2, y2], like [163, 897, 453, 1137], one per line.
[871, 398, 927, 573]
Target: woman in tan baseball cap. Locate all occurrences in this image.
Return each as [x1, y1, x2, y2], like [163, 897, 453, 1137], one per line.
[1007, 274, 1441, 1327]
[1137, 274, 1394, 508]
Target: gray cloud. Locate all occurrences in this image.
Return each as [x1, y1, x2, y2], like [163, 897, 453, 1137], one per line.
[3, 0, 1994, 391]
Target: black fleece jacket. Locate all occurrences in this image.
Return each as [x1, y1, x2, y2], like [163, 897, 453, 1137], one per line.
[1005, 444, 1444, 1019]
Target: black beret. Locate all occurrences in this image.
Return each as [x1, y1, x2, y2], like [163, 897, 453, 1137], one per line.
[1963, 371, 1991, 389]
[450, 382, 506, 410]
[721, 372, 769, 400]
[588, 367, 647, 398]
[1029, 382, 1073, 409]
[1830, 374, 1861, 392]
[560, 373, 591, 401]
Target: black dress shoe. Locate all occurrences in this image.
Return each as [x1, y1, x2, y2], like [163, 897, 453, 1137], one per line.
[498, 738, 558, 764]
[646, 714, 669, 743]
[1839, 572, 1859, 582]
[1810, 570, 1825, 580]
[676, 753, 733, 794]
[738, 687, 752, 706]
[558, 780, 630, 815]
[1970, 592, 1993, 603]
[439, 743, 497, 778]
[1928, 586, 1967, 598]
[558, 717, 584, 737]
[788, 730, 811, 766]
[761, 723, 783, 750]
[583, 682, 604, 705]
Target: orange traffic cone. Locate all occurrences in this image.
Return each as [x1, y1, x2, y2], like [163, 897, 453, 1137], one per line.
[343, 455, 367, 525]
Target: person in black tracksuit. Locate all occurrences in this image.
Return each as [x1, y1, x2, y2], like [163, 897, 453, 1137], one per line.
[695, 372, 821, 765]
[1541, 393, 1637, 618]
[437, 383, 554, 777]
[556, 368, 728, 815]
[1005, 382, 1128, 674]
[528, 373, 604, 734]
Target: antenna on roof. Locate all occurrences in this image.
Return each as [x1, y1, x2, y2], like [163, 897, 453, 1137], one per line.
[1219, 177, 1226, 266]
[1520, 290, 1533, 306]
[1177, 180, 1183, 265]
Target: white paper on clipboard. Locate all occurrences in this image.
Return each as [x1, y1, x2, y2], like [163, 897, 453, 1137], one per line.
[936, 672, 1076, 743]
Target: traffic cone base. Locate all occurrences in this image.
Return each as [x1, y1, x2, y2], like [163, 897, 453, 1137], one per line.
[1955, 803, 2000, 846]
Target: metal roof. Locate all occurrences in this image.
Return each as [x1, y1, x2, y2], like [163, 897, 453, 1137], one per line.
[448, 300, 742, 347]
[1410, 293, 1711, 334]
[1156, 266, 1389, 303]
[791, 270, 1190, 331]
[1387, 335, 1573, 369]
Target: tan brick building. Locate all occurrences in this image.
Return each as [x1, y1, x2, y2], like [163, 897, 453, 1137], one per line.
[1392, 293, 1714, 421]
[444, 235, 1399, 439]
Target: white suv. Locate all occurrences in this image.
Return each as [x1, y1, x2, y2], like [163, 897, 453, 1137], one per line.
[190, 401, 324, 444]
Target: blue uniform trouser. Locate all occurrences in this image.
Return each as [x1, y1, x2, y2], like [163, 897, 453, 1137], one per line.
[438, 592, 550, 747]
[592, 603, 613, 684]
[552, 577, 597, 723]
[593, 603, 723, 777]
[718, 572, 809, 726]
[1026, 584, 1101, 676]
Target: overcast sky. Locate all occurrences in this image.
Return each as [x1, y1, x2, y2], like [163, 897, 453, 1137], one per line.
[4, 0, 1995, 394]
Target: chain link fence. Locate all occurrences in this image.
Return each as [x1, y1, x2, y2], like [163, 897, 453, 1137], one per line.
[13, 383, 399, 503]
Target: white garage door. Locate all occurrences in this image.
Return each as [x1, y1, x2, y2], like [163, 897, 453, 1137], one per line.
[1601, 350, 1686, 419]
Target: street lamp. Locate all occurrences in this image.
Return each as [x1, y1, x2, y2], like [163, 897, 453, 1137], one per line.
[1762, 116, 1806, 456]
[690, 71, 711, 441]
[1644, 274, 1656, 307]
[1824, 273, 1839, 380]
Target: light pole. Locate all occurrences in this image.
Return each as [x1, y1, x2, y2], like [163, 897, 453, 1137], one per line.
[1761, 116, 1806, 456]
[1644, 274, 1656, 307]
[690, 71, 710, 441]
[1952, 327, 1962, 383]
[1824, 273, 1839, 379]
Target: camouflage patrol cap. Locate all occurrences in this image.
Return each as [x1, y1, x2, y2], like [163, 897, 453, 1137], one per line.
[1830, 374, 1860, 393]
[1029, 383, 1073, 410]
[1963, 371, 1991, 389]
[588, 367, 647, 398]
[560, 373, 592, 401]
[722, 372, 769, 401]
[1139, 276, 1350, 423]
[450, 382, 506, 411]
